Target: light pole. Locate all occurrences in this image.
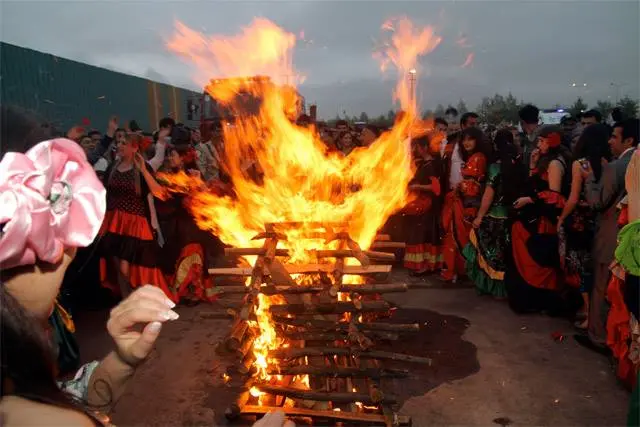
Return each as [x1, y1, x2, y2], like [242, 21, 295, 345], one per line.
[610, 82, 628, 104]
[409, 68, 417, 107]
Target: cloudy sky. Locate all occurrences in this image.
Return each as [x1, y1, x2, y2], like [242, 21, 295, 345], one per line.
[2, 0, 638, 119]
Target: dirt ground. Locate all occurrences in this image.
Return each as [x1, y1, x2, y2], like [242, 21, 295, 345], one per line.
[73, 270, 630, 426]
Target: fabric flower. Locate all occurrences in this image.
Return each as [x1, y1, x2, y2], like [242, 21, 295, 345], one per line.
[0, 138, 106, 269]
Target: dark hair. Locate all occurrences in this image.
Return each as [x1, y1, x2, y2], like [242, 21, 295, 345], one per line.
[518, 104, 540, 125]
[582, 109, 602, 123]
[611, 107, 625, 123]
[444, 107, 458, 117]
[0, 286, 90, 415]
[87, 130, 101, 138]
[460, 127, 489, 161]
[0, 106, 56, 157]
[129, 120, 142, 133]
[573, 123, 611, 181]
[536, 141, 572, 191]
[614, 118, 640, 148]
[460, 112, 479, 127]
[434, 117, 448, 128]
[362, 124, 381, 137]
[493, 129, 525, 204]
[158, 117, 175, 130]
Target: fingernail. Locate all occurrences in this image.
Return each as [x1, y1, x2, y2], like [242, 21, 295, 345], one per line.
[161, 310, 179, 321]
[165, 299, 176, 308]
[148, 321, 162, 333]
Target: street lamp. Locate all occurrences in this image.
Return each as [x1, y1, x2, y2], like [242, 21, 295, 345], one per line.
[610, 82, 628, 104]
[408, 68, 417, 105]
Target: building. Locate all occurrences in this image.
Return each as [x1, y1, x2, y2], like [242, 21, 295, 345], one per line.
[1, 41, 201, 132]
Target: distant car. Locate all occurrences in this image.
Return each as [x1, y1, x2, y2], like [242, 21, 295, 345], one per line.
[539, 109, 570, 125]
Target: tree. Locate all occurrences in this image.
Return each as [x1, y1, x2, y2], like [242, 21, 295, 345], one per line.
[596, 100, 614, 119]
[434, 104, 446, 117]
[422, 109, 434, 119]
[569, 97, 588, 117]
[456, 99, 468, 115]
[617, 96, 639, 119]
[358, 112, 369, 123]
[386, 109, 396, 123]
[503, 92, 520, 124]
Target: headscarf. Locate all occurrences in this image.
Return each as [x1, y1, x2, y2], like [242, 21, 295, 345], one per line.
[0, 138, 106, 269]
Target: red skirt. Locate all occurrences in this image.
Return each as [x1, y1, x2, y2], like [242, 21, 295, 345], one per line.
[98, 209, 175, 301]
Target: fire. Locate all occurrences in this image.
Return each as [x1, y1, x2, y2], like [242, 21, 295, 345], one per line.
[165, 17, 440, 390]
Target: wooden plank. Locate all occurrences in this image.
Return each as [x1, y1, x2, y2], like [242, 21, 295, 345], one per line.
[239, 405, 411, 425]
[209, 264, 392, 276]
[370, 241, 406, 249]
[252, 383, 397, 404]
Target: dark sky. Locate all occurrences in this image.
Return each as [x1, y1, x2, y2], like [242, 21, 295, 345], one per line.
[3, 0, 638, 119]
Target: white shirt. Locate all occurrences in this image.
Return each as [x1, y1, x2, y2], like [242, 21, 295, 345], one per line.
[449, 142, 464, 190]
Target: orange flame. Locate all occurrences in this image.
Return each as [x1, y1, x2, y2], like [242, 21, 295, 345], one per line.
[373, 16, 442, 115]
[165, 18, 440, 387]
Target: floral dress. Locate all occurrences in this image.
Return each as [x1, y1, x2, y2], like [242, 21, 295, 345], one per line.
[441, 152, 487, 280]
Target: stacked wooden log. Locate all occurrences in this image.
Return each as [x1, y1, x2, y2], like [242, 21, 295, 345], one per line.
[209, 222, 427, 426]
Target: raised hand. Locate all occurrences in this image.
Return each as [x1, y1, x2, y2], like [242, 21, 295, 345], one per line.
[106, 285, 177, 367]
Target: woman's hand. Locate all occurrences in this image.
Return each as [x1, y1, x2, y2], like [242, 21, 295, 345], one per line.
[557, 218, 565, 234]
[513, 196, 533, 210]
[472, 216, 483, 229]
[66, 126, 85, 141]
[253, 411, 295, 427]
[579, 160, 593, 179]
[106, 285, 178, 367]
[133, 152, 146, 171]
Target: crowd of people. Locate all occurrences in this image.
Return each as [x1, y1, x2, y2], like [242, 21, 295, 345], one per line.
[387, 105, 639, 420]
[0, 102, 638, 425]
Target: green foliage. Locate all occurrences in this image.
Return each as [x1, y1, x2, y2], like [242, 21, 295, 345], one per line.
[569, 97, 588, 117]
[617, 96, 639, 119]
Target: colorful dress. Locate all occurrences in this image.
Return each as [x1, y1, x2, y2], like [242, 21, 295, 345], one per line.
[98, 163, 174, 300]
[505, 161, 580, 315]
[463, 163, 509, 297]
[563, 176, 596, 292]
[155, 190, 225, 302]
[606, 200, 640, 390]
[442, 152, 487, 280]
[402, 155, 443, 272]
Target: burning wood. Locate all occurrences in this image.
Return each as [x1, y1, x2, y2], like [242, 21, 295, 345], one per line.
[208, 223, 428, 425]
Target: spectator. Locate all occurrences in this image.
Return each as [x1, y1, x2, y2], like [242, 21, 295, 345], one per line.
[518, 104, 541, 167]
[576, 118, 639, 354]
[581, 109, 602, 127]
[358, 124, 380, 147]
[460, 112, 479, 130]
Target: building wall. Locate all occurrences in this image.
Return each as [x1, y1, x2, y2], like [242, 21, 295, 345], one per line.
[1, 42, 200, 133]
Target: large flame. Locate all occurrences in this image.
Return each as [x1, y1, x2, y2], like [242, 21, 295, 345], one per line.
[165, 17, 440, 386]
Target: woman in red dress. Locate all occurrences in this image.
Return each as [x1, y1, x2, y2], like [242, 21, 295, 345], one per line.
[505, 125, 579, 315]
[98, 131, 174, 301]
[441, 127, 488, 283]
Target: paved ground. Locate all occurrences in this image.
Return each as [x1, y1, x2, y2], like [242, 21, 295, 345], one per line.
[74, 270, 630, 426]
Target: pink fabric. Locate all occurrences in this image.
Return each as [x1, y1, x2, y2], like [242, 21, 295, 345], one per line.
[0, 138, 106, 269]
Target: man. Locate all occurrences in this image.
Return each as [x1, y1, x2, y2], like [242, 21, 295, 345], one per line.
[358, 124, 379, 147]
[195, 122, 222, 183]
[518, 104, 540, 167]
[434, 117, 448, 135]
[460, 112, 479, 130]
[576, 118, 639, 354]
[444, 107, 459, 132]
[88, 130, 102, 146]
[581, 109, 602, 127]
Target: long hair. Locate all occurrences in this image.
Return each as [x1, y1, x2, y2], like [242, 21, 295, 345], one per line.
[493, 129, 526, 205]
[0, 106, 56, 158]
[106, 133, 143, 196]
[460, 127, 490, 162]
[573, 123, 611, 181]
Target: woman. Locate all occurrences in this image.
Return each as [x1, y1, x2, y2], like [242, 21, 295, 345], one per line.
[506, 125, 580, 315]
[156, 144, 225, 303]
[606, 147, 640, 393]
[336, 131, 357, 156]
[98, 128, 174, 301]
[464, 129, 524, 298]
[558, 124, 611, 328]
[402, 134, 443, 274]
[441, 127, 488, 283]
[0, 133, 181, 424]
